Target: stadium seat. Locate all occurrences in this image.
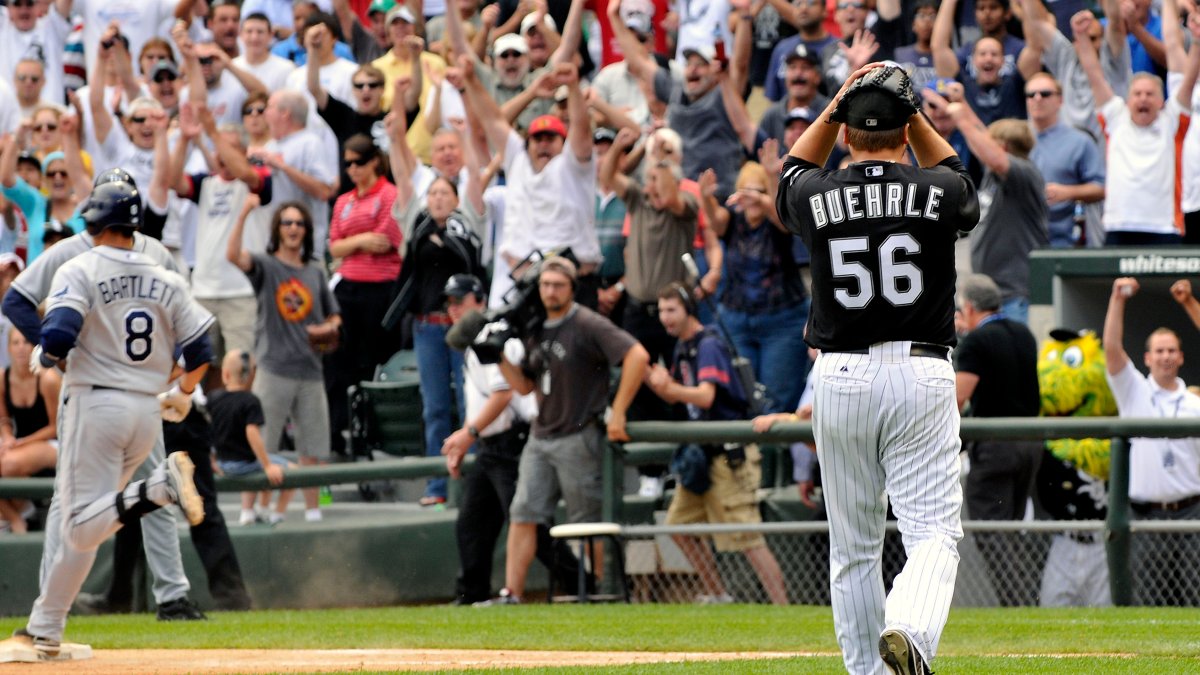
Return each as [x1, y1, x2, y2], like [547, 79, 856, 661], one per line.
[375, 350, 418, 382]
[348, 377, 425, 459]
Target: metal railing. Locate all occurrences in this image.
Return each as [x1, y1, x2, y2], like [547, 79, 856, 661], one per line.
[4, 417, 1200, 606]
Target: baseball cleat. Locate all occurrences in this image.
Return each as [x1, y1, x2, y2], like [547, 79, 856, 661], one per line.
[0, 629, 90, 662]
[164, 452, 204, 526]
[156, 597, 207, 621]
[879, 628, 931, 675]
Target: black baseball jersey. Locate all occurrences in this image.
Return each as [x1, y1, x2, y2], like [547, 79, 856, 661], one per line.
[777, 155, 979, 351]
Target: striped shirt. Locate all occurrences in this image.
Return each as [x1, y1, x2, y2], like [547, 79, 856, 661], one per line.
[329, 178, 402, 283]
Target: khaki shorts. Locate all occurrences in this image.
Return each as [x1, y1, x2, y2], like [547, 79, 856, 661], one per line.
[198, 296, 257, 361]
[666, 444, 765, 552]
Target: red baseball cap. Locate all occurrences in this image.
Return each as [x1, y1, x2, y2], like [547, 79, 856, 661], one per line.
[528, 114, 567, 138]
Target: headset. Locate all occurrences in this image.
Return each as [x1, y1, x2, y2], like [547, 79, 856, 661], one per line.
[239, 351, 252, 382]
[665, 281, 697, 316]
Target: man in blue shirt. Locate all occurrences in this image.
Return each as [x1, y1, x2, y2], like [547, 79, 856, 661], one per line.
[1026, 72, 1105, 247]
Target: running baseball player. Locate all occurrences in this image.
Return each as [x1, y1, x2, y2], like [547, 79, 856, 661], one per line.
[0, 169, 205, 621]
[0, 180, 213, 662]
[777, 64, 980, 674]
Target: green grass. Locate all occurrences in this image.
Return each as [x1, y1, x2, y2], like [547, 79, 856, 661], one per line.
[5, 605, 1200, 672]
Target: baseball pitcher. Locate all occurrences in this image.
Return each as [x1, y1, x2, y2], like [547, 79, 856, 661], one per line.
[777, 63, 980, 675]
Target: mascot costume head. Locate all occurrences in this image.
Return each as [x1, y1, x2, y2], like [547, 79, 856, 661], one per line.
[1036, 328, 1117, 519]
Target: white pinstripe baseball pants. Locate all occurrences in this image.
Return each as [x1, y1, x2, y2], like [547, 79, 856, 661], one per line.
[812, 341, 964, 675]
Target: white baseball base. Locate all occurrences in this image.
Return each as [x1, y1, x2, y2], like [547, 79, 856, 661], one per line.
[0, 637, 92, 663]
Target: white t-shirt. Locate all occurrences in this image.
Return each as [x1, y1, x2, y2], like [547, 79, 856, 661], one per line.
[0, 6, 70, 107]
[265, 128, 338, 258]
[1107, 360, 1200, 503]
[285, 57, 360, 108]
[423, 79, 466, 131]
[191, 174, 262, 299]
[1182, 78, 1200, 213]
[74, 0, 176, 75]
[498, 129, 600, 264]
[1099, 95, 1190, 235]
[674, 0, 732, 62]
[0, 78, 19, 135]
[232, 53, 296, 93]
[181, 70, 249, 126]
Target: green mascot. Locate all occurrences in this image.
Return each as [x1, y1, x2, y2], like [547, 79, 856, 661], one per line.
[1035, 328, 1116, 607]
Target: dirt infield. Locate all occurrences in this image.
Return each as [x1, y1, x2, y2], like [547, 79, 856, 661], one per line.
[33, 648, 810, 673]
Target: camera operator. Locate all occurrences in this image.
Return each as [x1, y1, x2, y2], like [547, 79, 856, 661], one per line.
[441, 274, 584, 605]
[485, 257, 650, 604]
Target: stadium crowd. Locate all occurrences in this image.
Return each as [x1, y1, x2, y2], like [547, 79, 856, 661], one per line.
[0, 0, 1196, 611]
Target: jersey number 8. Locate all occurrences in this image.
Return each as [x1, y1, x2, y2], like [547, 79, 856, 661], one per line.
[829, 233, 923, 309]
[124, 309, 154, 362]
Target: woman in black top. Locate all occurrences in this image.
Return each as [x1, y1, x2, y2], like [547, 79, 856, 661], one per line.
[0, 330, 61, 533]
[388, 110, 486, 505]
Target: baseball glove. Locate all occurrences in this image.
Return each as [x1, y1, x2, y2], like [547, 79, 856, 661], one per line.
[307, 323, 340, 353]
[828, 65, 921, 127]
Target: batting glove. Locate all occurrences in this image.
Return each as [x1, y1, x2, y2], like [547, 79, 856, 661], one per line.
[30, 345, 58, 376]
[157, 385, 193, 423]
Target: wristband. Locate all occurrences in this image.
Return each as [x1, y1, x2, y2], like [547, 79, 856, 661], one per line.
[468, 425, 480, 439]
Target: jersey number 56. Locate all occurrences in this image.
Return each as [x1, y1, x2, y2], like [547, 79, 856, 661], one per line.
[829, 234, 923, 309]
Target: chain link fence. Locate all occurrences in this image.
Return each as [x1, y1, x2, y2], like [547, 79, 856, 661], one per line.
[604, 513, 1200, 607]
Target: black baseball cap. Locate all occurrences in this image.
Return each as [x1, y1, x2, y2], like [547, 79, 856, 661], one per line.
[785, 106, 817, 126]
[785, 44, 821, 67]
[42, 218, 73, 243]
[444, 274, 484, 299]
[593, 128, 617, 144]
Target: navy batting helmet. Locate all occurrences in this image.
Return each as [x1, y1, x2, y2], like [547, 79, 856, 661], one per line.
[444, 273, 484, 300]
[93, 167, 138, 189]
[81, 181, 142, 235]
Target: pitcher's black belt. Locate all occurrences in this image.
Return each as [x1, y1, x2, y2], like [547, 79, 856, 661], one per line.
[828, 343, 951, 360]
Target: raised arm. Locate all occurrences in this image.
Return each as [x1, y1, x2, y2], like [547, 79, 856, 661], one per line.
[1176, 12, 1200, 108]
[459, 53, 513, 155]
[153, 109, 180, 209]
[444, 0, 479, 65]
[385, 108, 416, 206]
[1073, 11, 1115, 107]
[1171, 278, 1200, 331]
[305, 29, 330, 110]
[172, 21, 208, 115]
[931, 84, 1011, 176]
[729, 0, 754, 97]
[1017, 0, 1052, 79]
[1102, 0, 1128, 58]
[199, 106, 263, 190]
[228, 193, 259, 272]
[0, 134, 16, 190]
[549, 0, 585, 66]
[331, 0, 360, 53]
[499, 69, 555, 124]
[697, 168, 731, 236]
[1164, 0, 1188, 70]
[1124, 0, 1167, 69]
[600, 127, 637, 196]
[606, 0, 660, 88]
[449, 118, 486, 215]
[931, 0, 962, 77]
[90, 25, 122, 145]
[1103, 277, 1135, 375]
[560, 63, 591, 163]
[719, 64, 757, 152]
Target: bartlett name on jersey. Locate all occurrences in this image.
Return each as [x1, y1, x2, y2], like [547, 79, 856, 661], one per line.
[806, 181, 946, 228]
[96, 274, 183, 307]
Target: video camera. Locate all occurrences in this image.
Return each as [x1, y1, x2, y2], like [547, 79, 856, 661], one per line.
[446, 248, 577, 364]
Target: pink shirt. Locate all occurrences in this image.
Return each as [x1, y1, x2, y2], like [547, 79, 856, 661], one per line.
[330, 178, 403, 282]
